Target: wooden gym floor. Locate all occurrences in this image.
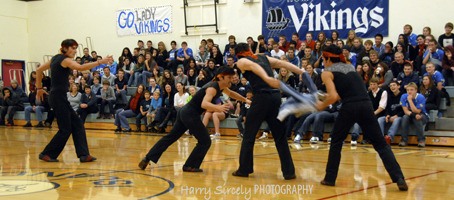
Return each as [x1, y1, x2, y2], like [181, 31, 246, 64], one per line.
[0, 126, 453, 200]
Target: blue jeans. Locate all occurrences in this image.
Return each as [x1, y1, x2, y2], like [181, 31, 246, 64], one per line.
[128, 72, 142, 86]
[115, 90, 127, 105]
[377, 116, 402, 141]
[296, 111, 337, 140]
[351, 123, 361, 141]
[25, 105, 45, 122]
[141, 71, 153, 87]
[114, 109, 137, 129]
[401, 114, 428, 142]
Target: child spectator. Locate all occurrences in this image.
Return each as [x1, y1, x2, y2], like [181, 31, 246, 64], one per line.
[99, 80, 116, 119]
[136, 90, 152, 132]
[77, 85, 99, 123]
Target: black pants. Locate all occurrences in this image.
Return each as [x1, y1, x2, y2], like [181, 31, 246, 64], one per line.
[145, 106, 211, 169]
[324, 101, 404, 183]
[77, 105, 99, 123]
[237, 92, 295, 177]
[41, 93, 90, 159]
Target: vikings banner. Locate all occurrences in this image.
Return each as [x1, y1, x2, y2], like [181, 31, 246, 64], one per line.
[263, 0, 389, 39]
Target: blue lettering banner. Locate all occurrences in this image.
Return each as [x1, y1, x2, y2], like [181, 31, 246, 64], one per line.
[116, 5, 172, 36]
[262, 0, 388, 39]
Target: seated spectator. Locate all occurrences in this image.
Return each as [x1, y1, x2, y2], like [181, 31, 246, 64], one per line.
[204, 59, 218, 81]
[153, 68, 163, 86]
[294, 101, 341, 144]
[397, 62, 420, 92]
[136, 90, 152, 132]
[147, 77, 161, 95]
[442, 45, 454, 86]
[174, 82, 189, 112]
[128, 54, 145, 87]
[210, 46, 223, 67]
[28, 71, 37, 94]
[147, 91, 162, 132]
[114, 69, 128, 107]
[101, 66, 116, 87]
[9, 80, 28, 103]
[195, 69, 209, 88]
[24, 87, 49, 128]
[203, 95, 232, 139]
[424, 62, 445, 91]
[271, 43, 285, 59]
[99, 80, 116, 119]
[299, 64, 322, 93]
[422, 40, 444, 73]
[114, 84, 145, 133]
[161, 70, 175, 89]
[173, 41, 194, 74]
[141, 52, 156, 86]
[195, 45, 210, 68]
[420, 75, 441, 113]
[438, 22, 454, 48]
[390, 52, 412, 78]
[77, 85, 99, 123]
[81, 70, 92, 86]
[174, 66, 188, 87]
[90, 76, 102, 102]
[380, 41, 395, 65]
[149, 84, 175, 133]
[67, 83, 81, 112]
[120, 57, 134, 81]
[399, 82, 428, 147]
[78, 77, 88, 93]
[377, 81, 404, 143]
[371, 62, 393, 89]
[187, 68, 197, 86]
[342, 46, 357, 67]
[0, 87, 24, 126]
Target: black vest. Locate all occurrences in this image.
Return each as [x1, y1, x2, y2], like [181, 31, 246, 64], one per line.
[368, 88, 385, 116]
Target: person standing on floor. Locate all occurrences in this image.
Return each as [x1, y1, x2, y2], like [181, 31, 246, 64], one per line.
[35, 39, 112, 162]
[231, 43, 306, 180]
[139, 66, 250, 172]
[316, 44, 407, 191]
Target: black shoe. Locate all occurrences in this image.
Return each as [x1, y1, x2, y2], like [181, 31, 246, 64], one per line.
[135, 128, 142, 132]
[397, 178, 408, 191]
[157, 127, 166, 133]
[114, 127, 122, 133]
[80, 155, 97, 162]
[23, 122, 32, 127]
[96, 114, 102, 119]
[182, 166, 203, 172]
[231, 170, 249, 177]
[123, 129, 132, 134]
[39, 154, 59, 162]
[138, 158, 150, 170]
[45, 122, 52, 128]
[360, 140, 370, 145]
[35, 122, 45, 128]
[284, 174, 296, 180]
[320, 179, 335, 186]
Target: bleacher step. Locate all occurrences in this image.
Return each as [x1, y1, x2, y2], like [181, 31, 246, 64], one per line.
[435, 117, 454, 130]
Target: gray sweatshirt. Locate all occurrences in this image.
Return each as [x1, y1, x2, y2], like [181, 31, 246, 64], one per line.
[101, 87, 116, 101]
[67, 92, 82, 111]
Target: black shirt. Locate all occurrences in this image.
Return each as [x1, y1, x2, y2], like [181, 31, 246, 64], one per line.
[115, 77, 128, 89]
[186, 81, 222, 115]
[242, 55, 275, 93]
[50, 54, 70, 94]
[325, 62, 369, 104]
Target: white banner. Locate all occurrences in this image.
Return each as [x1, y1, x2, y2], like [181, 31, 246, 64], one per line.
[116, 5, 172, 36]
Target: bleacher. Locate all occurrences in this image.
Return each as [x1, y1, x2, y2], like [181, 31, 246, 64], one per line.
[10, 86, 454, 147]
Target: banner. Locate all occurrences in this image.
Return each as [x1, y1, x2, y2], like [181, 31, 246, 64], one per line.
[262, 0, 388, 39]
[116, 5, 172, 36]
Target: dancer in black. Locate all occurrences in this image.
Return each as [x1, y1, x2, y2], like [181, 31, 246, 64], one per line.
[36, 39, 112, 162]
[139, 66, 250, 172]
[232, 43, 305, 180]
[317, 45, 408, 191]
